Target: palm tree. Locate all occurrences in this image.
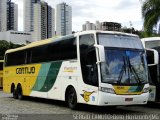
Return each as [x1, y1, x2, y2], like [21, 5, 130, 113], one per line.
[142, 0, 160, 36]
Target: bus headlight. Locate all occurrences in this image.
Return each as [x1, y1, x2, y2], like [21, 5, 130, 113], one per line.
[142, 87, 149, 93]
[99, 87, 115, 94]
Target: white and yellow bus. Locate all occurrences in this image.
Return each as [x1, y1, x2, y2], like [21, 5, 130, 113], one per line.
[3, 31, 149, 109]
[0, 60, 4, 89]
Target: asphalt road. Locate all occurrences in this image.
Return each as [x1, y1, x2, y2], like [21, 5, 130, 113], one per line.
[0, 90, 160, 120]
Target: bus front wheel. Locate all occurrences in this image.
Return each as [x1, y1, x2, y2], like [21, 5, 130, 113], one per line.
[67, 87, 78, 109]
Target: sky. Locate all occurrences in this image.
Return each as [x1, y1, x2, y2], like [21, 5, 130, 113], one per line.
[12, 0, 144, 32]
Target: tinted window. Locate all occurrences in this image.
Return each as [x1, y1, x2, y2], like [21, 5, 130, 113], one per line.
[60, 38, 77, 60]
[32, 45, 48, 63]
[6, 50, 25, 66]
[79, 34, 98, 86]
[146, 50, 154, 64]
[5, 37, 77, 66]
[26, 50, 32, 64]
[47, 42, 61, 61]
[79, 34, 95, 62]
[148, 65, 158, 85]
[47, 37, 77, 61]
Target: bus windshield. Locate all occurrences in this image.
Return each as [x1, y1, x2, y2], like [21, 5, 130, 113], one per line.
[97, 33, 147, 85]
[101, 49, 148, 85]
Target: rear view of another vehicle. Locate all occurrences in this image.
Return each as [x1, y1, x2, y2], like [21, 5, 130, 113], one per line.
[141, 37, 160, 103]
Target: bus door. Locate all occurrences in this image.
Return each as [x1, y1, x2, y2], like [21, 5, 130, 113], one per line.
[79, 34, 99, 104]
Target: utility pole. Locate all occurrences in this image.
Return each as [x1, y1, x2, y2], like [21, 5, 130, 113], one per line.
[129, 21, 133, 34]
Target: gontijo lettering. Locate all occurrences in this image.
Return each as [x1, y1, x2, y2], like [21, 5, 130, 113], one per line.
[64, 67, 77, 72]
[16, 67, 35, 74]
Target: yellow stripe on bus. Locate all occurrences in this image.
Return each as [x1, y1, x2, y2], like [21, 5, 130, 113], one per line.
[3, 64, 41, 96]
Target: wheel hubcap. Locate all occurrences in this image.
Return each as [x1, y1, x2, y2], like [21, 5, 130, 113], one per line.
[69, 92, 75, 105]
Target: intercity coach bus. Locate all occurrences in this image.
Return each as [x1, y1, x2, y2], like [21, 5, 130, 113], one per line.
[0, 60, 4, 89]
[3, 31, 149, 109]
[141, 37, 160, 103]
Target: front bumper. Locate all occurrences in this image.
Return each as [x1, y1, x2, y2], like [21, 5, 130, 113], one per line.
[98, 91, 149, 106]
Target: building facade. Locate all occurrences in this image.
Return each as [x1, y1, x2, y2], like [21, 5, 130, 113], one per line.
[82, 21, 121, 32]
[33, 1, 55, 41]
[101, 22, 121, 31]
[56, 2, 72, 36]
[0, 0, 18, 32]
[82, 21, 97, 31]
[24, 0, 40, 32]
[0, 31, 33, 44]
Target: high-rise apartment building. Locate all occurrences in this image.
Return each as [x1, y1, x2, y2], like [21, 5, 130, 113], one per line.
[0, 0, 18, 32]
[56, 2, 72, 36]
[33, 1, 55, 41]
[24, 0, 40, 32]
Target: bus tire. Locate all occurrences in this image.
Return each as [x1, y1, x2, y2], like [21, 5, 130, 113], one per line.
[17, 85, 23, 100]
[67, 87, 78, 109]
[13, 89, 18, 99]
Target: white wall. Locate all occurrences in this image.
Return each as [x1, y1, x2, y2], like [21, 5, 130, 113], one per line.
[0, 31, 33, 45]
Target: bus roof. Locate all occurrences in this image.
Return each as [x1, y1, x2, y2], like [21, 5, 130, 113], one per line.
[6, 30, 139, 54]
[141, 37, 160, 42]
[5, 34, 76, 53]
[75, 30, 138, 37]
[6, 38, 52, 53]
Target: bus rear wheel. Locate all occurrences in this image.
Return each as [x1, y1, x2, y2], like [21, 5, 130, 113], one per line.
[12, 89, 18, 99]
[67, 88, 78, 109]
[17, 85, 23, 100]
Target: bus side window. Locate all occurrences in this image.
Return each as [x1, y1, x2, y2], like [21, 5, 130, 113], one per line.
[26, 50, 32, 64]
[6, 50, 25, 66]
[31, 45, 48, 63]
[86, 49, 98, 86]
[79, 34, 98, 86]
[4, 54, 8, 66]
[47, 37, 77, 62]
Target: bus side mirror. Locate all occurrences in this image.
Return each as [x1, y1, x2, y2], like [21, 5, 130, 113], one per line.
[146, 49, 159, 66]
[94, 45, 105, 63]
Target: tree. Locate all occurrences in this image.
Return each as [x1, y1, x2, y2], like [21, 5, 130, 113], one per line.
[0, 40, 10, 60]
[0, 40, 24, 60]
[142, 0, 160, 36]
[121, 27, 144, 37]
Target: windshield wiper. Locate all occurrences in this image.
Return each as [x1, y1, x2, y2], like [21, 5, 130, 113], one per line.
[118, 56, 142, 85]
[126, 57, 142, 85]
[118, 56, 127, 85]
